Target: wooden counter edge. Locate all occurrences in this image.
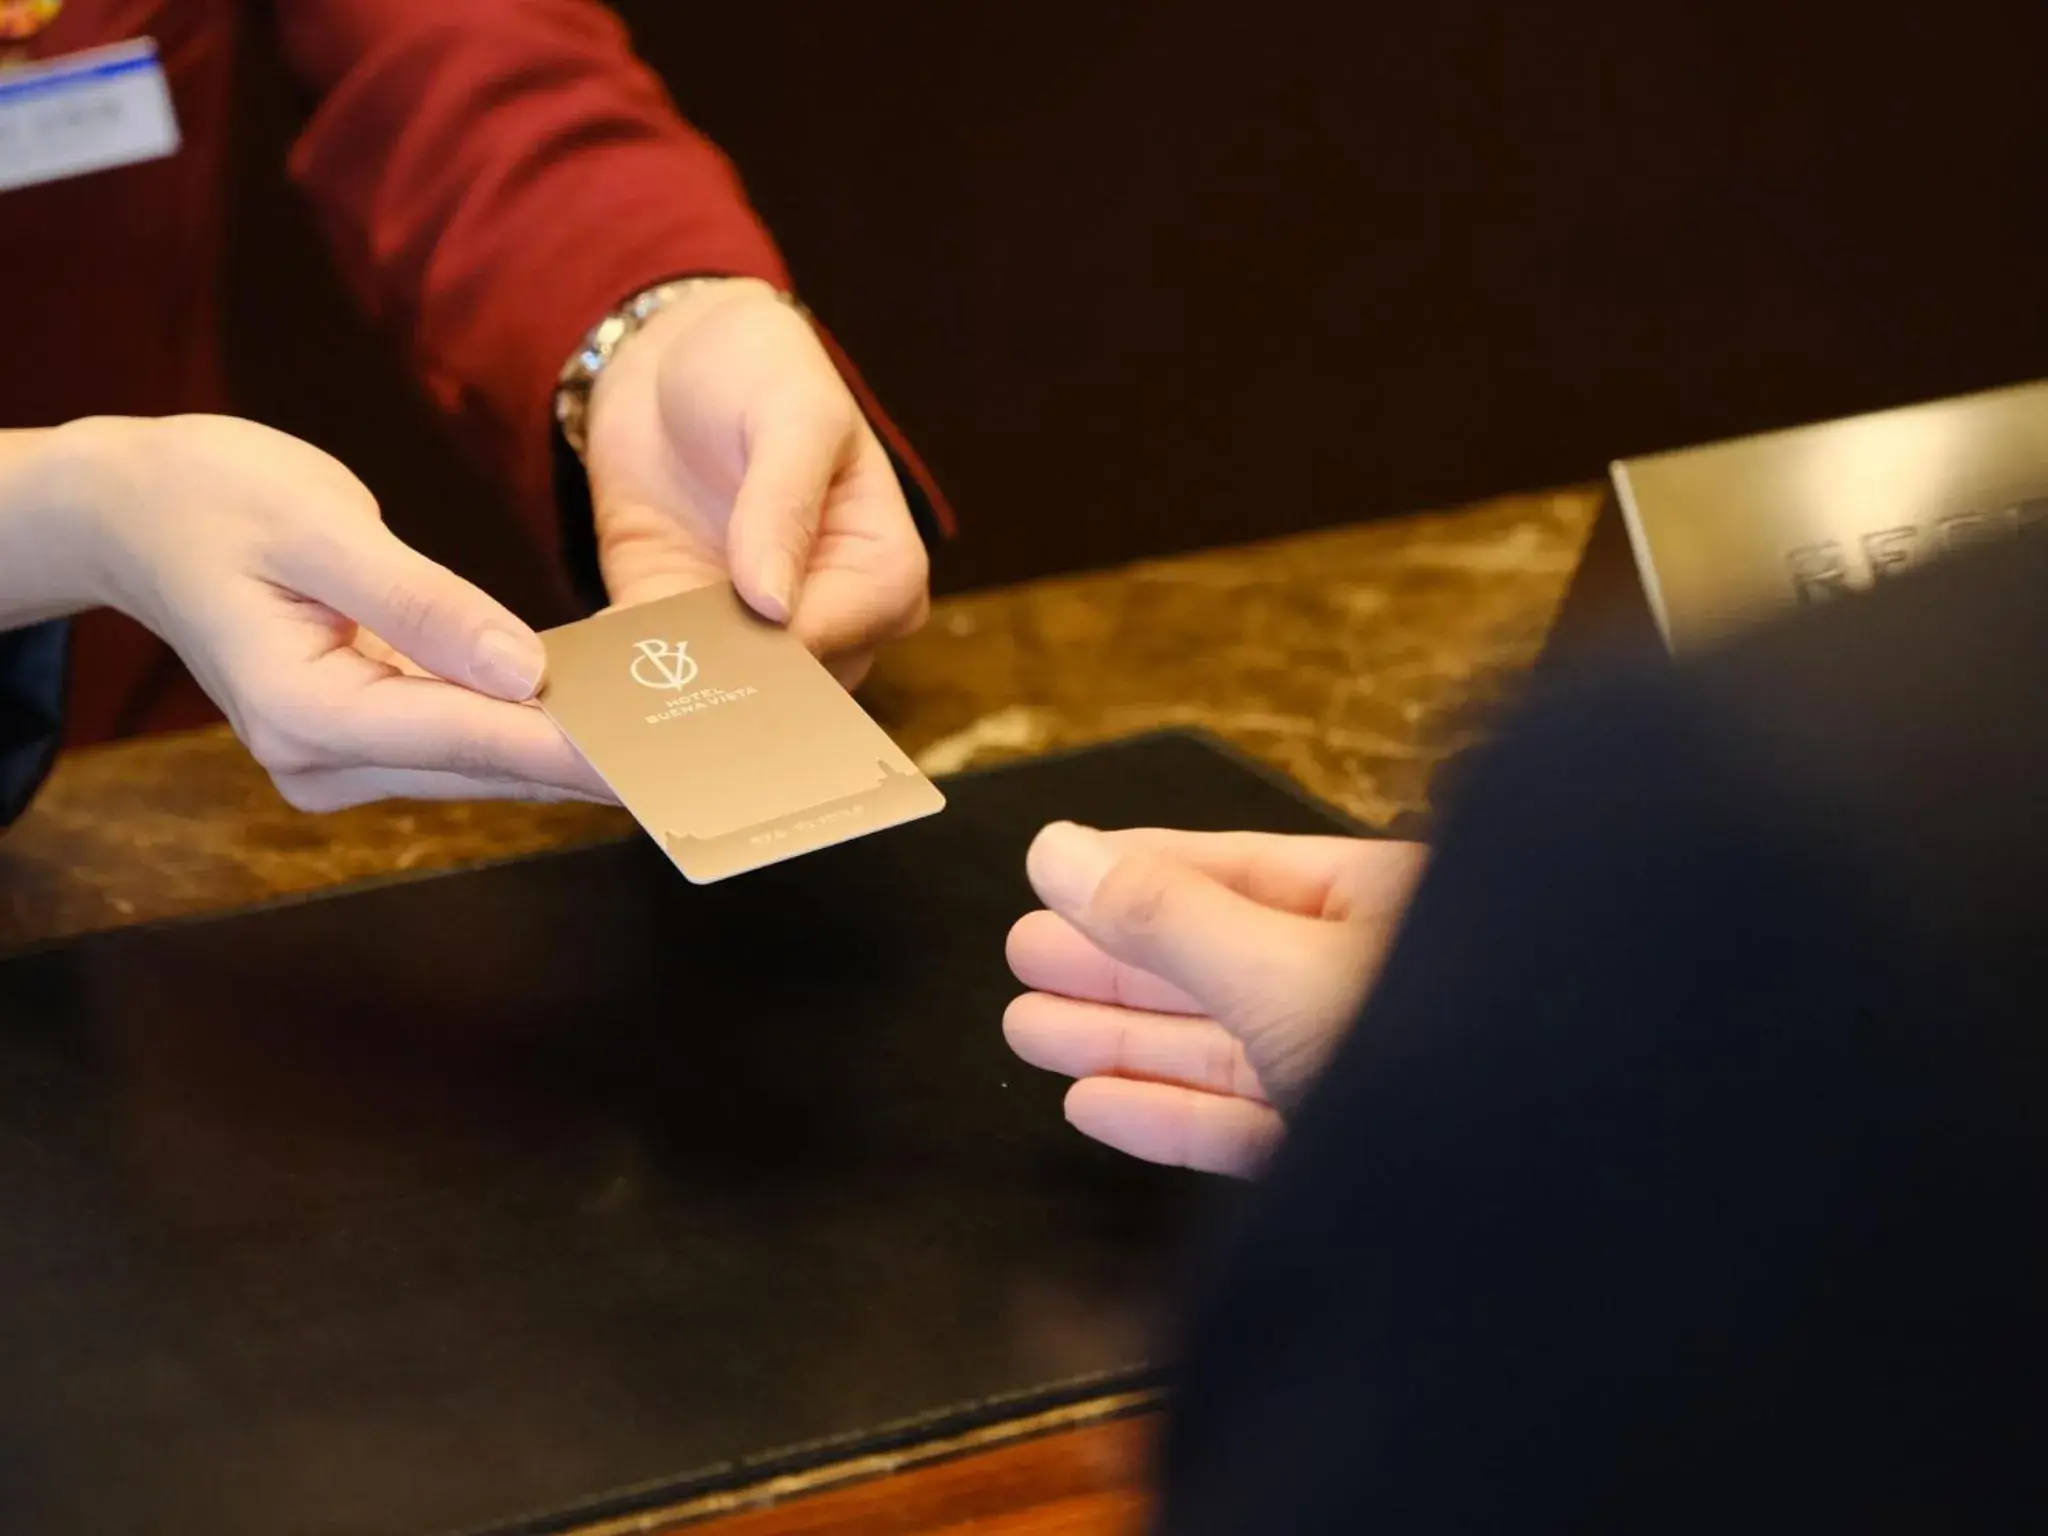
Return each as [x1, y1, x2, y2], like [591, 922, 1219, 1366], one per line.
[564, 1394, 1158, 1535]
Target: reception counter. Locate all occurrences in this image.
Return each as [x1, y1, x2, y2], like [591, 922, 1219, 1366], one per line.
[0, 484, 1600, 1534]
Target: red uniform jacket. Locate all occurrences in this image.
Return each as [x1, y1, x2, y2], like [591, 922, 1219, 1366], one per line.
[0, 0, 949, 750]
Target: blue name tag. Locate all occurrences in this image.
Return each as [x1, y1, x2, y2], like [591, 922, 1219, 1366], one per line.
[0, 38, 180, 194]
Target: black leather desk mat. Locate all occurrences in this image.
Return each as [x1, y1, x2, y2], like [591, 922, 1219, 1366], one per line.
[0, 731, 1355, 1536]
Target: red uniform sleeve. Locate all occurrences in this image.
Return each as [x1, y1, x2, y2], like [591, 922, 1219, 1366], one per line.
[276, 0, 951, 560]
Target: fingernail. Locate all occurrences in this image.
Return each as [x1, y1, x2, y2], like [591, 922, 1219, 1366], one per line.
[474, 629, 546, 700]
[761, 552, 799, 621]
[1027, 822, 1118, 913]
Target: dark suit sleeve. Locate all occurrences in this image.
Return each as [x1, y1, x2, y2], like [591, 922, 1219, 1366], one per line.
[0, 620, 69, 832]
[1155, 637, 2046, 1532]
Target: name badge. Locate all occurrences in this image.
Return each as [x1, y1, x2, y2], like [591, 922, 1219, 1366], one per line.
[0, 38, 180, 195]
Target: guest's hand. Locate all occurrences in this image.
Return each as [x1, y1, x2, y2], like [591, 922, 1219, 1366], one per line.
[71, 414, 607, 811]
[1005, 825, 1427, 1176]
[582, 277, 929, 688]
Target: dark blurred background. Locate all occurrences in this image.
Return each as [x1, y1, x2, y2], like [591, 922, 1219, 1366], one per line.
[225, 1, 2048, 625]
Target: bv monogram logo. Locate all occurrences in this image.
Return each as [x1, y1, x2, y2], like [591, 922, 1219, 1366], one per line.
[630, 639, 699, 691]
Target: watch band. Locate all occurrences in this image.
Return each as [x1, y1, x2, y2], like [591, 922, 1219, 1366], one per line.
[552, 277, 808, 459]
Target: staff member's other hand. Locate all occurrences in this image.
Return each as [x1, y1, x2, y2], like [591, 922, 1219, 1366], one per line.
[76, 415, 607, 811]
[583, 278, 929, 689]
[1005, 825, 1427, 1177]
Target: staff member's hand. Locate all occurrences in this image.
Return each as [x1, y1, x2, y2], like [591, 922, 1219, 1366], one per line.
[75, 414, 607, 811]
[582, 277, 929, 689]
[1005, 825, 1428, 1177]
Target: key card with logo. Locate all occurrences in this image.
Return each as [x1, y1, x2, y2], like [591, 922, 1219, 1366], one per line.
[537, 583, 945, 883]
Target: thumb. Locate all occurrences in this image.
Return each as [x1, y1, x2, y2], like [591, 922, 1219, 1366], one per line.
[724, 397, 846, 624]
[273, 523, 547, 702]
[1025, 822, 1359, 1049]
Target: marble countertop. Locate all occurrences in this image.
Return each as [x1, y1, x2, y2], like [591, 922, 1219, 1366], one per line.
[0, 486, 1599, 950]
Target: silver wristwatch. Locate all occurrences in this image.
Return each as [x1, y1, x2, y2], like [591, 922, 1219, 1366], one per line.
[552, 277, 806, 459]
